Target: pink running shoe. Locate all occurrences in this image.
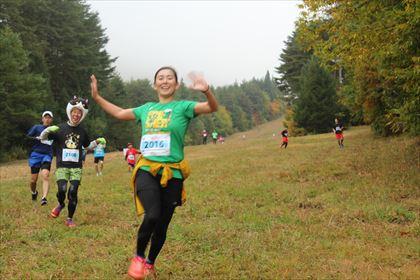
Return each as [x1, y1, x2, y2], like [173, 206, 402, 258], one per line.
[65, 218, 76, 228]
[50, 205, 63, 218]
[128, 256, 146, 280]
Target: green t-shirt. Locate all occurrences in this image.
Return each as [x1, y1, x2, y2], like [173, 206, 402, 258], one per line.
[132, 100, 197, 178]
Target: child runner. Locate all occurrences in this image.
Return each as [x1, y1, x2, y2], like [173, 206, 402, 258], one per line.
[38, 96, 105, 227]
[125, 143, 141, 172]
[91, 67, 218, 279]
[93, 137, 106, 176]
[27, 111, 54, 205]
[281, 128, 288, 149]
[333, 118, 344, 148]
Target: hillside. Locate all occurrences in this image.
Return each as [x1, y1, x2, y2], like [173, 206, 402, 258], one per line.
[1, 119, 419, 279]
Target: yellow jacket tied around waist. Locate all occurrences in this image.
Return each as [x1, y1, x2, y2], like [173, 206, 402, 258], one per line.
[130, 157, 191, 216]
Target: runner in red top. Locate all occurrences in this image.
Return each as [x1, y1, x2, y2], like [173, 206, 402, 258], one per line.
[125, 143, 141, 172]
[281, 129, 288, 149]
[332, 118, 344, 148]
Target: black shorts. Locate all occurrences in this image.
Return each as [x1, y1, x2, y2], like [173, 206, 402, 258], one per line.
[128, 162, 135, 168]
[30, 161, 51, 174]
[135, 169, 184, 207]
[94, 157, 104, 163]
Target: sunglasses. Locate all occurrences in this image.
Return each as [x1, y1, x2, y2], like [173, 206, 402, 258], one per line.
[69, 96, 89, 109]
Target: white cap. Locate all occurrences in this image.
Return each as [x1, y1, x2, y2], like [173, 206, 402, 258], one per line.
[42, 111, 53, 118]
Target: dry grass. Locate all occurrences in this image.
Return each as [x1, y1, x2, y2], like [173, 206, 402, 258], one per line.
[1, 119, 419, 279]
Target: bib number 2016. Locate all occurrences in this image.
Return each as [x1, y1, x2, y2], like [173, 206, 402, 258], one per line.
[140, 134, 170, 156]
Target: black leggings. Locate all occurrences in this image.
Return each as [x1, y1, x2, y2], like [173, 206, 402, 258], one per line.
[135, 170, 183, 263]
[56, 180, 80, 219]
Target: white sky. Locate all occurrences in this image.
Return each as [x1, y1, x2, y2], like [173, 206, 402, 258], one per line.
[87, 0, 302, 86]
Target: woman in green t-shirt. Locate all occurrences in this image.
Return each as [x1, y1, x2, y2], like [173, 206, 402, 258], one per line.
[91, 66, 218, 279]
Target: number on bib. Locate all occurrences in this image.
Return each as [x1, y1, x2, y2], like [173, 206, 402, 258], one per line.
[140, 133, 170, 156]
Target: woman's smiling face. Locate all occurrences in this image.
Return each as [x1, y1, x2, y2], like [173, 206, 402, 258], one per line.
[154, 68, 179, 100]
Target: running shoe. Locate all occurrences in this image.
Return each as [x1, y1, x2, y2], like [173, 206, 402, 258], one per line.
[31, 190, 38, 201]
[50, 205, 63, 218]
[144, 262, 157, 279]
[40, 197, 47, 206]
[128, 256, 146, 280]
[65, 218, 76, 227]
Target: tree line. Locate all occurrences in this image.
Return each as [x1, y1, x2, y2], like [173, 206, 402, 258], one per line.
[0, 0, 283, 162]
[275, 0, 418, 136]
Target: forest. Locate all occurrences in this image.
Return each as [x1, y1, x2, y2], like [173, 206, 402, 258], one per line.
[1, 0, 418, 161]
[0, 0, 282, 161]
[276, 0, 419, 136]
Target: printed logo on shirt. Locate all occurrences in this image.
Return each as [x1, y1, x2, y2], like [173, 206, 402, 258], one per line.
[65, 132, 80, 149]
[145, 109, 172, 131]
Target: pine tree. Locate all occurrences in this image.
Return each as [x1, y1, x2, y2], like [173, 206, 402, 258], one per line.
[0, 27, 47, 160]
[293, 57, 340, 133]
[274, 31, 311, 97]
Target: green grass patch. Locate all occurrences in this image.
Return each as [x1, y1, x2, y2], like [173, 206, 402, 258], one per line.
[1, 120, 419, 279]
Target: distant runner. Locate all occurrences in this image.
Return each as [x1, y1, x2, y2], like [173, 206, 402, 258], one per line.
[333, 118, 344, 148]
[27, 111, 54, 205]
[201, 129, 208, 144]
[212, 130, 218, 144]
[93, 137, 106, 176]
[217, 134, 225, 144]
[281, 128, 288, 149]
[125, 143, 141, 172]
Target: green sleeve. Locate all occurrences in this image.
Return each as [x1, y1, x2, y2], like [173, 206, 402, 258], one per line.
[182, 100, 197, 119]
[132, 104, 147, 123]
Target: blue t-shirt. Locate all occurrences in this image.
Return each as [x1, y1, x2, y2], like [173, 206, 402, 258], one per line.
[27, 125, 53, 156]
[93, 144, 106, 158]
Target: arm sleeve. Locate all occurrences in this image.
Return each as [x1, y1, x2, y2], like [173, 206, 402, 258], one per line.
[182, 101, 198, 119]
[132, 104, 147, 124]
[82, 130, 91, 148]
[27, 126, 37, 137]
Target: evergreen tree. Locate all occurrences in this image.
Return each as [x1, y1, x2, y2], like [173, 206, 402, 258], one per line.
[298, 0, 419, 135]
[3, 0, 115, 121]
[274, 31, 311, 97]
[293, 57, 340, 133]
[0, 27, 47, 160]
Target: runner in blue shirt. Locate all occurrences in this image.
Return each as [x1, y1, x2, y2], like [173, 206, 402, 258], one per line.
[93, 138, 106, 176]
[27, 111, 54, 205]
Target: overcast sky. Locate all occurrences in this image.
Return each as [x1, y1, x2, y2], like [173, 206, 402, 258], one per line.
[87, 0, 302, 86]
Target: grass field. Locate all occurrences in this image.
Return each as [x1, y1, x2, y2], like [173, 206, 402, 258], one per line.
[1, 119, 419, 279]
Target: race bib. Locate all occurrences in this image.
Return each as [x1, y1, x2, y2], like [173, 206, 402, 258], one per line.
[62, 148, 79, 162]
[140, 133, 170, 156]
[128, 154, 135, 160]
